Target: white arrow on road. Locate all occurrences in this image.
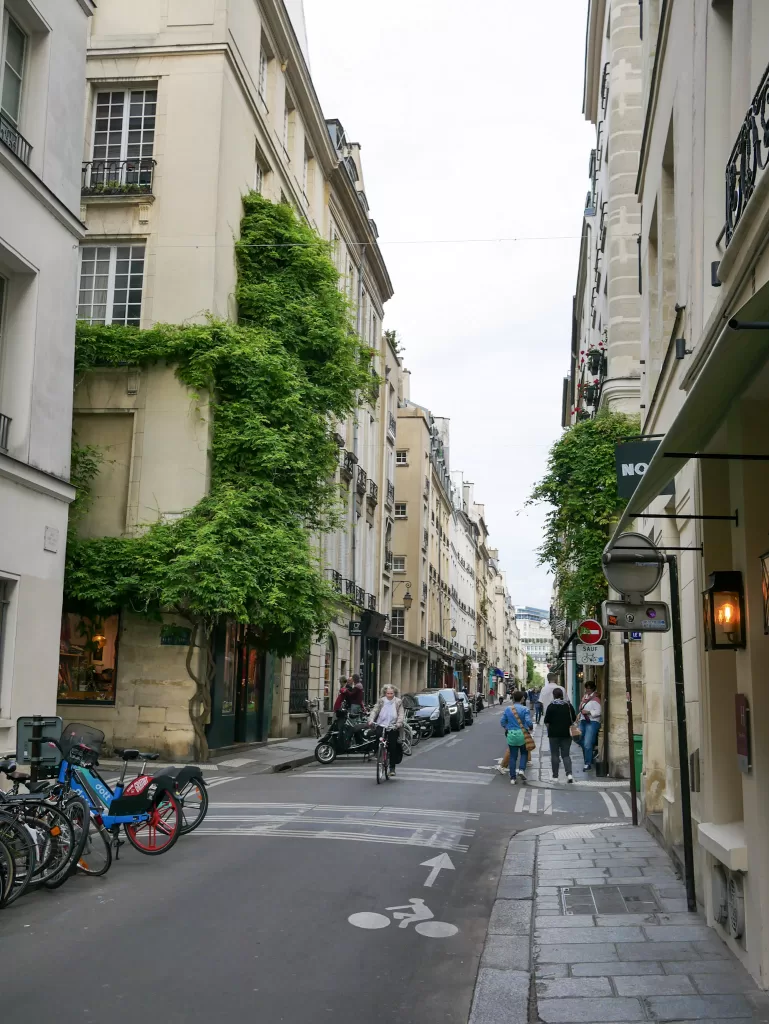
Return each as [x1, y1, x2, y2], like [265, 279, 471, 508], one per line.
[421, 853, 456, 888]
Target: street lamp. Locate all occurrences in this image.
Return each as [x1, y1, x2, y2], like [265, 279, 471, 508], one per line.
[703, 571, 745, 650]
[392, 580, 413, 611]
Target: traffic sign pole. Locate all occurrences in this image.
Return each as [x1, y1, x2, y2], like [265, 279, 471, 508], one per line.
[623, 633, 639, 826]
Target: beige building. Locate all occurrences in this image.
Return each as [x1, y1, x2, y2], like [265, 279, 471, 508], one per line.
[62, 0, 392, 756]
[597, 0, 769, 989]
[0, 0, 93, 755]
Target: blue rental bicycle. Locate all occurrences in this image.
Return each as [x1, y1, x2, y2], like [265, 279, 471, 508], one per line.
[49, 724, 183, 858]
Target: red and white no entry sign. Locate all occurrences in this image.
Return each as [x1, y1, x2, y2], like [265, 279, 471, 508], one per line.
[577, 618, 603, 645]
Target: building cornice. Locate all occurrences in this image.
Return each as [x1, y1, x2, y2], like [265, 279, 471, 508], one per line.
[0, 148, 85, 238]
[0, 454, 76, 504]
[74, 0, 96, 15]
[636, 0, 671, 197]
[583, 0, 607, 123]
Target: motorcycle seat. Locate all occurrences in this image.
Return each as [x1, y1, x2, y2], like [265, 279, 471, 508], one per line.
[116, 748, 160, 761]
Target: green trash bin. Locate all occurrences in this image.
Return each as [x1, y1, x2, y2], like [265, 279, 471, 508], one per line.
[633, 734, 643, 793]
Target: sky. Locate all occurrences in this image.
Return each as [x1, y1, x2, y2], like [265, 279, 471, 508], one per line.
[302, 0, 594, 610]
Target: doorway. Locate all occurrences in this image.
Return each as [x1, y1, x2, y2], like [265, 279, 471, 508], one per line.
[208, 622, 266, 749]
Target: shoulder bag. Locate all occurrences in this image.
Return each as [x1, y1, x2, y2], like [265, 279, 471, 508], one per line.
[511, 706, 536, 752]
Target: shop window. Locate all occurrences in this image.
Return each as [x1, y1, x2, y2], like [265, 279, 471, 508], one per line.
[323, 635, 336, 712]
[221, 620, 237, 714]
[289, 651, 310, 713]
[58, 613, 120, 705]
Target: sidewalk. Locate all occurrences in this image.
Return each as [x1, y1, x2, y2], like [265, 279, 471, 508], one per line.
[99, 737, 318, 775]
[469, 823, 768, 1024]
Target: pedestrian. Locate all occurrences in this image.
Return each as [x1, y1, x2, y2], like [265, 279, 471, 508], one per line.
[500, 689, 534, 785]
[539, 676, 559, 718]
[534, 690, 544, 724]
[578, 681, 602, 772]
[543, 686, 577, 783]
[368, 684, 405, 777]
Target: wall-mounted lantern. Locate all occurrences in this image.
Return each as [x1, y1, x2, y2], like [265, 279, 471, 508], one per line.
[760, 551, 769, 634]
[703, 571, 746, 650]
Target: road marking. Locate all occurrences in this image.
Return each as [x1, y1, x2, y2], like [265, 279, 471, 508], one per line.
[349, 912, 390, 930]
[298, 767, 491, 785]
[206, 802, 480, 820]
[445, 737, 461, 747]
[529, 789, 538, 814]
[194, 828, 470, 850]
[348, 900, 459, 939]
[544, 790, 553, 815]
[421, 853, 455, 887]
[514, 787, 526, 812]
[204, 813, 475, 836]
[600, 791, 618, 817]
[416, 920, 458, 938]
[612, 792, 633, 817]
[205, 776, 245, 790]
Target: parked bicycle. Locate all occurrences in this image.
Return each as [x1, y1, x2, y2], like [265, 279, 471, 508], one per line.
[305, 698, 322, 739]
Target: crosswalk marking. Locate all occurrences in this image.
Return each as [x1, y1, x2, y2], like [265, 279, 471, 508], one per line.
[207, 801, 480, 820]
[298, 767, 492, 786]
[600, 791, 618, 817]
[613, 791, 632, 816]
[543, 790, 552, 815]
[205, 776, 245, 790]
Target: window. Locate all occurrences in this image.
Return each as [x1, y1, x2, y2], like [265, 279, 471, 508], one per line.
[255, 152, 264, 194]
[393, 556, 406, 573]
[1, 14, 25, 125]
[289, 652, 310, 713]
[258, 47, 269, 102]
[394, 502, 407, 519]
[391, 608, 405, 638]
[78, 245, 146, 326]
[58, 613, 120, 705]
[396, 450, 408, 465]
[284, 95, 295, 159]
[90, 88, 156, 186]
[323, 635, 335, 712]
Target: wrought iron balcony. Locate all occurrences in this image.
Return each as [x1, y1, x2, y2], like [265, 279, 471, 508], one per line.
[82, 158, 156, 196]
[355, 586, 365, 607]
[384, 550, 393, 571]
[0, 114, 31, 165]
[386, 480, 395, 506]
[0, 413, 10, 452]
[726, 60, 769, 246]
[329, 569, 343, 593]
[345, 578, 357, 597]
[333, 431, 346, 448]
[367, 479, 378, 505]
[356, 466, 368, 495]
[422, 582, 427, 602]
[388, 413, 397, 437]
[367, 594, 377, 611]
[422, 528, 428, 550]
[340, 449, 356, 482]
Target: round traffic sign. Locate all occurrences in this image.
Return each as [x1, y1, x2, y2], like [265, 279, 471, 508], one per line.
[577, 618, 603, 645]
[602, 532, 663, 597]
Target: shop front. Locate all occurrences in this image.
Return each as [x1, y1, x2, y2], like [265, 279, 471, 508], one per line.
[207, 622, 272, 750]
[58, 612, 120, 707]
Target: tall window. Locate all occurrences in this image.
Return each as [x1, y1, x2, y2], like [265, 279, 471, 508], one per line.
[258, 48, 269, 102]
[391, 608, 405, 638]
[323, 636, 336, 712]
[255, 150, 264, 195]
[1, 15, 25, 126]
[78, 245, 146, 327]
[289, 652, 310, 714]
[90, 88, 157, 188]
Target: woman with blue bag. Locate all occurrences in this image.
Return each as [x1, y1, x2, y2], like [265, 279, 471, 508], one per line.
[500, 690, 534, 785]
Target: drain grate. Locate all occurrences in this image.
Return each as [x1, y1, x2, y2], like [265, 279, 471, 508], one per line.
[560, 884, 661, 916]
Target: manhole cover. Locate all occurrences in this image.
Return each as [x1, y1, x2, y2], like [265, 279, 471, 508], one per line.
[560, 884, 661, 916]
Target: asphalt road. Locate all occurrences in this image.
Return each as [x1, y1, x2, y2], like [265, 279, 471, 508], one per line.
[0, 708, 631, 1023]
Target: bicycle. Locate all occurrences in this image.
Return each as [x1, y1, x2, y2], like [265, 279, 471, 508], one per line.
[305, 698, 322, 740]
[375, 727, 392, 784]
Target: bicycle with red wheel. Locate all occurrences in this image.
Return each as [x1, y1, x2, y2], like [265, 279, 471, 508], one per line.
[375, 726, 393, 784]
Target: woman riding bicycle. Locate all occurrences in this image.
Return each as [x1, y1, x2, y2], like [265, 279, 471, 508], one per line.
[368, 684, 404, 776]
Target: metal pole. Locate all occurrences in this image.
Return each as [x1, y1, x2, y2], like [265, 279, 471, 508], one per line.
[623, 633, 639, 825]
[666, 555, 697, 912]
[30, 714, 43, 785]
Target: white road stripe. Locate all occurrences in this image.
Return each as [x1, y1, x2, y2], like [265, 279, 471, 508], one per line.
[600, 791, 618, 817]
[203, 814, 476, 836]
[193, 828, 470, 851]
[544, 790, 552, 815]
[298, 772, 490, 786]
[206, 802, 480, 819]
[514, 787, 526, 813]
[613, 792, 633, 818]
[204, 776, 245, 790]
[528, 789, 538, 814]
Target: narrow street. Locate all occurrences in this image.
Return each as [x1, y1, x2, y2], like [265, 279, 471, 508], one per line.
[0, 712, 632, 1023]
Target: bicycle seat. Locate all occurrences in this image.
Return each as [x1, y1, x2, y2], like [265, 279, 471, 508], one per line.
[117, 748, 141, 760]
[0, 759, 17, 774]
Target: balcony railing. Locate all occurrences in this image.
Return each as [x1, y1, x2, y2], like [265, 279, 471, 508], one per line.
[422, 582, 427, 602]
[345, 578, 357, 597]
[329, 570, 343, 594]
[81, 158, 156, 196]
[386, 481, 395, 506]
[388, 413, 397, 437]
[0, 114, 31, 165]
[340, 449, 356, 481]
[367, 594, 377, 611]
[355, 586, 365, 607]
[726, 60, 769, 246]
[0, 413, 10, 452]
[367, 479, 378, 506]
[384, 550, 393, 571]
[422, 528, 428, 550]
[356, 466, 368, 495]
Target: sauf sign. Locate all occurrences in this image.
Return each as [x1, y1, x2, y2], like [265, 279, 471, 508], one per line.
[615, 440, 674, 500]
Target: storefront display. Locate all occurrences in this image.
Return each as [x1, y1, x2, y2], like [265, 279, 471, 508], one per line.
[58, 613, 119, 704]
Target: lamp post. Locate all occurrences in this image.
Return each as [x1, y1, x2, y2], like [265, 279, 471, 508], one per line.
[392, 580, 413, 611]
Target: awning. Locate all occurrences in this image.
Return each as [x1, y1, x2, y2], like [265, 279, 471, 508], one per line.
[611, 314, 769, 543]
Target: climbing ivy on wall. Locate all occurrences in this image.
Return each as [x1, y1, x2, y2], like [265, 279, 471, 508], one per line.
[528, 412, 639, 621]
[66, 194, 377, 757]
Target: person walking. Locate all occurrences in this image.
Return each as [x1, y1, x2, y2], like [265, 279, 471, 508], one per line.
[543, 686, 577, 783]
[500, 690, 533, 785]
[368, 684, 405, 777]
[539, 676, 559, 718]
[534, 690, 544, 725]
[578, 681, 602, 772]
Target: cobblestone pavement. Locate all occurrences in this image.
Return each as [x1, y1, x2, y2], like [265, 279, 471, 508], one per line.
[469, 823, 767, 1024]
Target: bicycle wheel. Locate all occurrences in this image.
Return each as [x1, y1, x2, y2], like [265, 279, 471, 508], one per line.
[0, 813, 36, 906]
[402, 730, 412, 757]
[178, 778, 208, 835]
[29, 805, 76, 885]
[124, 791, 182, 855]
[0, 836, 15, 907]
[43, 796, 89, 889]
[376, 743, 386, 784]
[77, 817, 112, 876]
[410, 723, 421, 747]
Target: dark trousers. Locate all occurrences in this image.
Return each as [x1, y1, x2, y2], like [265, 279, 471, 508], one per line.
[550, 736, 573, 777]
[376, 726, 403, 766]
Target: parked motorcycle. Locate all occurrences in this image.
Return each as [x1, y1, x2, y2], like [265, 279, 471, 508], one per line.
[474, 694, 485, 713]
[314, 707, 377, 764]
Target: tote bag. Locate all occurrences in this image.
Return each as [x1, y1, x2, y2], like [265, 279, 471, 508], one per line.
[511, 707, 536, 753]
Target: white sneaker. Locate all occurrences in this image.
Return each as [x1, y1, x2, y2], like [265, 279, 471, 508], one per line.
[517, 771, 526, 783]
[566, 774, 574, 784]
[510, 777, 516, 785]
[496, 764, 507, 775]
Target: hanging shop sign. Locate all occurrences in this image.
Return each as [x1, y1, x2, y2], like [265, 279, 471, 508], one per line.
[575, 644, 605, 666]
[602, 600, 671, 632]
[615, 441, 675, 500]
[348, 620, 363, 637]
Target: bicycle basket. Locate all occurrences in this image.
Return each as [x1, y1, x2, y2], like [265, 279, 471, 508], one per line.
[59, 723, 105, 761]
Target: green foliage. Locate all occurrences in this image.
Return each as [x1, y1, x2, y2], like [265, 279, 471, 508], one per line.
[528, 412, 639, 620]
[67, 194, 375, 753]
[68, 442, 104, 532]
[526, 653, 535, 685]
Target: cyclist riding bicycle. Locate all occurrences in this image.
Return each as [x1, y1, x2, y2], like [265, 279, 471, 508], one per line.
[368, 684, 404, 776]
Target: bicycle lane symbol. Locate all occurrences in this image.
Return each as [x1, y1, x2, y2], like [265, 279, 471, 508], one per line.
[348, 898, 459, 938]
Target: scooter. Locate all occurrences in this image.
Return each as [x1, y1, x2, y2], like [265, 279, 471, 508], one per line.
[314, 707, 377, 764]
[474, 694, 484, 713]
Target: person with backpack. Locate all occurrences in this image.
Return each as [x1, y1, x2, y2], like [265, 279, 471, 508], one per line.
[543, 686, 577, 783]
[500, 690, 534, 785]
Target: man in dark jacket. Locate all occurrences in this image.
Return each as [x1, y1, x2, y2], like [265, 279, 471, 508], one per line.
[543, 687, 577, 783]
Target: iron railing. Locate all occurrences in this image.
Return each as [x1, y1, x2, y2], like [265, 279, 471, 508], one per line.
[384, 550, 393, 571]
[388, 413, 397, 437]
[0, 413, 10, 452]
[367, 479, 378, 505]
[81, 158, 156, 196]
[345, 578, 357, 597]
[0, 114, 31, 165]
[726, 59, 769, 246]
[356, 466, 367, 495]
[422, 529, 428, 550]
[386, 481, 395, 505]
[330, 570, 343, 593]
[355, 586, 365, 607]
[340, 449, 356, 481]
[367, 594, 377, 611]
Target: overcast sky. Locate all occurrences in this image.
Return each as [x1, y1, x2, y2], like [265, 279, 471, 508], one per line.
[303, 0, 594, 610]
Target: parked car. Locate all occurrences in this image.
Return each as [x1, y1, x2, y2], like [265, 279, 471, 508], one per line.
[440, 688, 466, 731]
[410, 691, 451, 737]
[456, 690, 474, 725]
